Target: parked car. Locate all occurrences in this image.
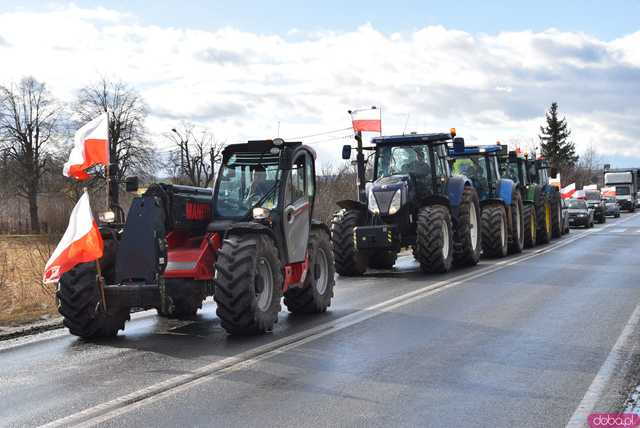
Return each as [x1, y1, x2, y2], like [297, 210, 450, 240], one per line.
[605, 197, 621, 218]
[585, 190, 606, 224]
[560, 198, 570, 234]
[568, 199, 594, 228]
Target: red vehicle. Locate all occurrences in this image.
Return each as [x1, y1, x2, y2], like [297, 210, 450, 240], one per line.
[57, 139, 335, 338]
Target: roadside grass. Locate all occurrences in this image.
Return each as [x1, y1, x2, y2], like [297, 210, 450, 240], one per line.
[0, 235, 59, 326]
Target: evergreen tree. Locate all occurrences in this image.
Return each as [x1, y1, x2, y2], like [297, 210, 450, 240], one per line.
[539, 102, 578, 174]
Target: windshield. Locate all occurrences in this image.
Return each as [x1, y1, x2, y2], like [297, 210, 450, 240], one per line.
[585, 191, 601, 201]
[215, 151, 280, 218]
[568, 200, 587, 209]
[616, 186, 630, 195]
[375, 144, 432, 179]
[452, 154, 495, 196]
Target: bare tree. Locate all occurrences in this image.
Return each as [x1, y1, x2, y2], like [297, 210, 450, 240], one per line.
[564, 145, 602, 188]
[73, 78, 156, 202]
[165, 122, 225, 188]
[0, 77, 62, 233]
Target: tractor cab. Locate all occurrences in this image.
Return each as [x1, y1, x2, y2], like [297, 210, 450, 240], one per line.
[503, 150, 529, 188]
[448, 144, 504, 201]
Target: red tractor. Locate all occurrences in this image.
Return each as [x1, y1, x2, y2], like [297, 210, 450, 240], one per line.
[57, 139, 335, 338]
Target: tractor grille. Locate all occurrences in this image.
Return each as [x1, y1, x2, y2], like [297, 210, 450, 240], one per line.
[373, 191, 396, 215]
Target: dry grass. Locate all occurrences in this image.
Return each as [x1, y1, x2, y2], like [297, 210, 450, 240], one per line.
[0, 235, 59, 326]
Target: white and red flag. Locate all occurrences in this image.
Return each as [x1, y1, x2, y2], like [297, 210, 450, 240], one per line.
[63, 113, 109, 181]
[43, 192, 104, 284]
[561, 183, 576, 199]
[602, 186, 616, 197]
[350, 107, 381, 133]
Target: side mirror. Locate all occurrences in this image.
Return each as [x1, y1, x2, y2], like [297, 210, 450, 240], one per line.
[341, 145, 352, 160]
[125, 176, 139, 192]
[453, 137, 465, 154]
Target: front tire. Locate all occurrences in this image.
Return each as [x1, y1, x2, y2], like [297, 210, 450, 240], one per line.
[509, 190, 525, 254]
[414, 205, 453, 273]
[453, 186, 481, 267]
[214, 234, 283, 335]
[57, 263, 130, 339]
[482, 204, 508, 258]
[284, 229, 335, 314]
[551, 192, 562, 239]
[331, 208, 368, 276]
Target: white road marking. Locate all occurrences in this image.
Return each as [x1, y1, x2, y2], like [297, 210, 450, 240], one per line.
[38, 222, 617, 428]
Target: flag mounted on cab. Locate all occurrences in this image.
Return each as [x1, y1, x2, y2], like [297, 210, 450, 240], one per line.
[63, 113, 109, 181]
[43, 192, 104, 284]
[349, 107, 381, 133]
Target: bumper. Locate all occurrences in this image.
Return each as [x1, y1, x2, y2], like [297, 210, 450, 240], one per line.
[606, 209, 619, 216]
[354, 225, 401, 251]
[104, 283, 161, 308]
[569, 216, 589, 226]
[618, 200, 634, 210]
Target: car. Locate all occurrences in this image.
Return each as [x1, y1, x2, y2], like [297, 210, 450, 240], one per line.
[605, 197, 621, 217]
[585, 190, 606, 224]
[567, 199, 594, 228]
[560, 198, 571, 233]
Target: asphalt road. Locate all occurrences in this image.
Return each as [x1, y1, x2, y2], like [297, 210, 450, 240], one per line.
[3, 213, 640, 428]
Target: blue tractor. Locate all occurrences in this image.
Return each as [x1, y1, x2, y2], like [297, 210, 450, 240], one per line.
[331, 130, 482, 275]
[448, 141, 524, 257]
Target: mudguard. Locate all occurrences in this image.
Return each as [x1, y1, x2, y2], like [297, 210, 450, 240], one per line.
[336, 199, 367, 212]
[311, 219, 331, 236]
[497, 179, 514, 205]
[447, 175, 470, 207]
[225, 221, 286, 262]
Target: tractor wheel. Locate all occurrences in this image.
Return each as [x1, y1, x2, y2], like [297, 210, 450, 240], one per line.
[57, 263, 130, 339]
[523, 204, 537, 249]
[368, 251, 398, 269]
[482, 204, 508, 258]
[414, 204, 453, 273]
[536, 192, 552, 245]
[508, 190, 525, 254]
[551, 192, 562, 239]
[284, 229, 335, 314]
[331, 208, 368, 276]
[214, 234, 283, 335]
[453, 186, 481, 267]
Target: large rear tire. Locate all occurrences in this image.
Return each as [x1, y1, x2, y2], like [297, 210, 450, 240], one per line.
[453, 186, 481, 267]
[284, 229, 335, 314]
[214, 234, 282, 335]
[482, 204, 508, 258]
[414, 205, 453, 273]
[509, 190, 525, 254]
[57, 262, 130, 339]
[523, 204, 537, 249]
[536, 192, 552, 245]
[331, 208, 368, 276]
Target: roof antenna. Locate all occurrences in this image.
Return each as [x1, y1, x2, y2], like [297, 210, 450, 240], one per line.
[402, 113, 410, 135]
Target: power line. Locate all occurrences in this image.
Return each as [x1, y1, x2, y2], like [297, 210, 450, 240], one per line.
[285, 127, 353, 140]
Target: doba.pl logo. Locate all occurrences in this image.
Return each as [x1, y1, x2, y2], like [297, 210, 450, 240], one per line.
[589, 413, 640, 428]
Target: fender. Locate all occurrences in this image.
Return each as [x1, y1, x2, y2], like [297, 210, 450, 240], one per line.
[311, 219, 331, 236]
[446, 175, 469, 207]
[497, 179, 514, 205]
[225, 221, 278, 241]
[336, 199, 367, 211]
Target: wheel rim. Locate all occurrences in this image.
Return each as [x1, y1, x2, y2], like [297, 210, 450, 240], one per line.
[469, 203, 478, 251]
[314, 247, 329, 295]
[500, 214, 507, 248]
[255, 258, 273, 312]
[545, 203, 551, 235]
[442, 222, 450, 259]
[531, 212, 536, 239]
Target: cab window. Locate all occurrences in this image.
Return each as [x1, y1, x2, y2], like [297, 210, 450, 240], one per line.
[286, 155, 307, 204]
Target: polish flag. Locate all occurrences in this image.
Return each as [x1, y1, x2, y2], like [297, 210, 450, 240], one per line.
[63, 113, 109, 181]
[43, 192, 103, 284]
[350, 107, 381, 133]
[561, 183, 576, 199]
[602, 186, 616, 197]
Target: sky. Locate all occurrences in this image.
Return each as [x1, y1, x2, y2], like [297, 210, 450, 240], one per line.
[0, 1, 639, 168]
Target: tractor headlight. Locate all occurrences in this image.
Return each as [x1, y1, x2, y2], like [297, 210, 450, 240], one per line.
[388, 189, 402, 215]
[368, 190, 380, 215]
[252, 207, 271, 220]
[99, 210, 115, 223]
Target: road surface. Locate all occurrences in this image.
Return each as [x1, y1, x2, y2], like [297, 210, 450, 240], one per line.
[2, 213, 640, 428]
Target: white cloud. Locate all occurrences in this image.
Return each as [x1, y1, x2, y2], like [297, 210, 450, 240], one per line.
[0, 6, 638, 167]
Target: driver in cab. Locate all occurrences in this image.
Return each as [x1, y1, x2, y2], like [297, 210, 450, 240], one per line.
[245, 165, 276, 208]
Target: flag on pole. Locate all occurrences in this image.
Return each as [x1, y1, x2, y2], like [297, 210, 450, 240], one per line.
[43, 192, 104, 284]
[560, 183, 576, 199]
[63, 113, 109, 181]
[350, 107, 381, 133]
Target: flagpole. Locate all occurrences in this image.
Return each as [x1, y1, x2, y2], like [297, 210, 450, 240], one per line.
[105, 109, 111, 216]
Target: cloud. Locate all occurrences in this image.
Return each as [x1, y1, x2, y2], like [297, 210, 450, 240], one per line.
[0, 7, 638, 168]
